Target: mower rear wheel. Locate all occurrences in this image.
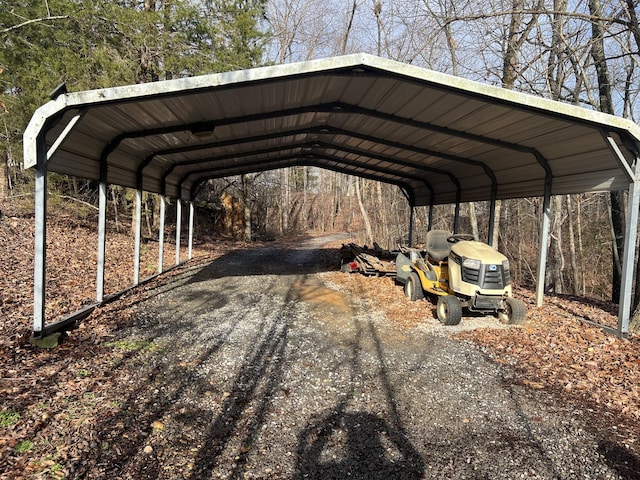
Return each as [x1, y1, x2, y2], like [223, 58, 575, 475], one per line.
[405, 272, 424, 301]
[436, 295, 462, 326]
[499, 297, 527, 325]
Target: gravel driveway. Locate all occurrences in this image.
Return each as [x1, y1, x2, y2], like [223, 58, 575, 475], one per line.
[83, 234, 634, 479]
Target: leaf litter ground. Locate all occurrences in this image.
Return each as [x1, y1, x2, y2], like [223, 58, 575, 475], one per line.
[1, 202, 640, 479]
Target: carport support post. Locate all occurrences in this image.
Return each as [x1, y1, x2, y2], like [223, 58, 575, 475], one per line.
[175, 199, 182, 265]
[158, 195, 165, 273]
[133, 188, 142, 285]
[188, 201, 194, 260]
[33, 136, 47, 335]
[535, 187, 552, 307]
[617, 162, 640, 337]
[96, 178, 107, 302]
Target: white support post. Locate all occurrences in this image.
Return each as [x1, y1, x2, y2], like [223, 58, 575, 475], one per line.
[175, 199, 182, 265]
[33, 138, 47, 336]
[535, 188, 552, 307]
[617, 160, 640, 337]
[188, 201, 194, 260]
[133, 189, 142, 285]
[158, 195, 165, 274]
[96, 180, 107, 302]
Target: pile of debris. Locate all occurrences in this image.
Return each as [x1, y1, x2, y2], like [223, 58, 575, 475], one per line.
[339, 243, 398, 277]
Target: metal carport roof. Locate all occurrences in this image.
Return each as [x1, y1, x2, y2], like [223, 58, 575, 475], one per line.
[26, 53, 640, 205]
[23, 53, 640, 338]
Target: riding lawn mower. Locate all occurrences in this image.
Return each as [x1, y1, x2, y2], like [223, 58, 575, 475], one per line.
[395, 230, 527, 326]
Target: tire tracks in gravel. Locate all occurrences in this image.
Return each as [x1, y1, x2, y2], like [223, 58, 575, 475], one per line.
[88, 234, 637, 480]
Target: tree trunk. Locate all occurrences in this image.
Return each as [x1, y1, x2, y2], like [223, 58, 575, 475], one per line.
[546, 0, 568, 100]
[491, 200, 501, 248]
[444, 20, 458, 76]
[241, 174, 252, 242]
[588, 0, 624, 303]
[566, 195, 580, 294]
[302, 167, 308, 230]
[111, 186, 121, 232]
[376, 182, 388, 245]
[355, 177, 374, 245]
[332, 171, 340, 231]
[468, 202, 479, 240]
[373, 0, 382, 56]
[281, 169, 289, 234]
[547, 196, 565, 294]
[624, 0, 640, 52]
[493, 1, 529, 248]
[607, 163, 626, 299]
[501, 0, 525, 89]
[139, 1, 158, 84]
[130, 190, 137, 236]
[144, 194, 153, 237]
[576, 195, 585, 295]
[0, 150, 8, 199]
[340, 0, 358, 54]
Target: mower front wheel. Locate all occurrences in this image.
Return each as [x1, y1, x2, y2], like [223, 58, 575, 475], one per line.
[499, 297, 527, 325]
[436, 295, 462, 326]
[404, 272, 424, 301]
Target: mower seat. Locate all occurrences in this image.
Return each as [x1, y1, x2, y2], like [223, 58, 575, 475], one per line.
[425, 230, 452, 262]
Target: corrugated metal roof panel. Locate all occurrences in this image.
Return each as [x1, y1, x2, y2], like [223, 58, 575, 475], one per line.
[25, 53, 640, 206]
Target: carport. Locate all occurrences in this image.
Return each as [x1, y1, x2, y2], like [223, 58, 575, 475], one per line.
[23, 53, 640, 338]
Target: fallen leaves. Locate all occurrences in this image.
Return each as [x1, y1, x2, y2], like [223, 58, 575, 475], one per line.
[0, 199, 229, 479]
[2, 203, 640, 478]
[324, 238, 640, 452]
[454, 289, 640, 447]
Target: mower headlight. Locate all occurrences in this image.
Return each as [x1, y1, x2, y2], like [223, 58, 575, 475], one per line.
[462, 258, 481, 270]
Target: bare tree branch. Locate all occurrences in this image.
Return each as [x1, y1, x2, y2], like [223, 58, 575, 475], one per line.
[440, 9, 631, 29]
[1, 15, 69, 35]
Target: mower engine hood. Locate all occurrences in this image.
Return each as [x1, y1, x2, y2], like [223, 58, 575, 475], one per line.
[450, 241, 507, 265]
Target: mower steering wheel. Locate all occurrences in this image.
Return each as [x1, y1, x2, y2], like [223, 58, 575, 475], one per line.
[447, 234, 475, 244]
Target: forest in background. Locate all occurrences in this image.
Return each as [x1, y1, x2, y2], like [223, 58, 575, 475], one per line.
[1, 1, 640, 316]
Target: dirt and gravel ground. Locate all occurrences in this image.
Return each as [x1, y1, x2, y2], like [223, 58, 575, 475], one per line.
[18, 233, 630, 479]
[1, 215, 638, 480]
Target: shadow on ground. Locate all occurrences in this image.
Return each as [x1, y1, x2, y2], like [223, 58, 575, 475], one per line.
[6, 235, 639, 480]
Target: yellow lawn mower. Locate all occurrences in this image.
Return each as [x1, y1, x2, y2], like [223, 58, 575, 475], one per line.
[395, 230, 526, 326]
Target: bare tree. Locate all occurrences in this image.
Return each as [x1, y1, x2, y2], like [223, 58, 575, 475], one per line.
[586, 0, 625, 302]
